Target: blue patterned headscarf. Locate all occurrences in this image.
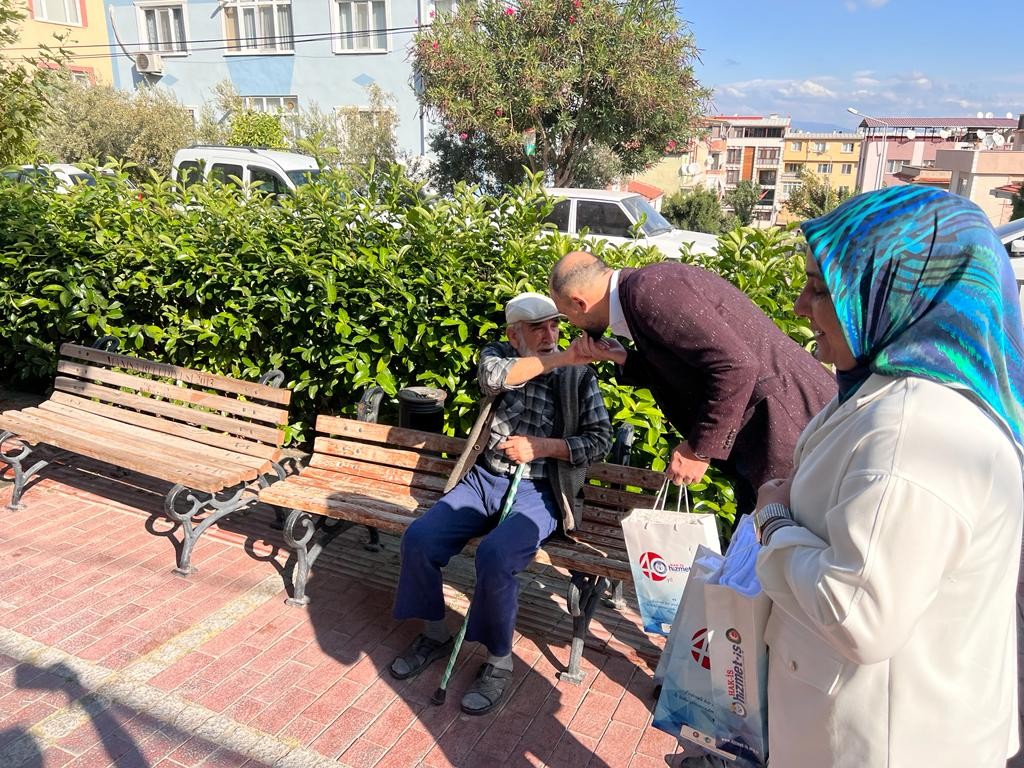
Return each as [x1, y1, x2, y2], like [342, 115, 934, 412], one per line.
[800, 185, 1024, 451]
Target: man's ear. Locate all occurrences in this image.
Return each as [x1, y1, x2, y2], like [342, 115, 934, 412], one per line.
[571, 292, 592, 314]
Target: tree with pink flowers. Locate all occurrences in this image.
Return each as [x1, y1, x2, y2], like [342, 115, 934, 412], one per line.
[414, 0, 710, 191]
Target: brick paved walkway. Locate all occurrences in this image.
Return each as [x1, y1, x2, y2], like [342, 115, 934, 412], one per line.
[0, 450, 699, 768]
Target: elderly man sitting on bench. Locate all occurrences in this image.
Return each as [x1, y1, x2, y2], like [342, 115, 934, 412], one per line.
[390, 291, 612, 715]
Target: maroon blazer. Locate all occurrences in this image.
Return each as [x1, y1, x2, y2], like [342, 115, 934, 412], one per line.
[617, 263, 836, 500]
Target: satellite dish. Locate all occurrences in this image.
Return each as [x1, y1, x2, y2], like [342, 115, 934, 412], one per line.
[685, 162, 700, 176]
[1009, 113, 1015, 119]
[905, 129, 917, 140]
[977, 111, 985, 118]
[982, 135, 996, 149]
[985, 111, 994, 119]
[977, 129, 987, 140]
[992, 133, 1006, 147]
[938, 128, 951, 139]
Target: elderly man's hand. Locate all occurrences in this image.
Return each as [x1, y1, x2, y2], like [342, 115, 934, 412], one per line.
[667, 443, 710, 486]
[567, 335, 627, 366]
[497, 435, 540, 464]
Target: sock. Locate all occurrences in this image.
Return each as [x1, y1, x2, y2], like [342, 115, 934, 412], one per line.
[424, 619, 450, 643]
[486, 653, 513, 671]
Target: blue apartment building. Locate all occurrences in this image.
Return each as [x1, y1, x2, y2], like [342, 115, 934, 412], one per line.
[103, 0, 445, 156]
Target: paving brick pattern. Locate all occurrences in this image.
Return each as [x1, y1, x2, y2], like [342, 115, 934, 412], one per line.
[0, 456, 703, 767]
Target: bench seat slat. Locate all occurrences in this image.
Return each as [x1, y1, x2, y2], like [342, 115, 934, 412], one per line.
[0, 410, 236, 492]
[57, 360, 288, 427]
[53, 377, 284, 448]
[259, 481, 419, 531]
[263, 471, 435, 513]
[36, 399, 273, 475]
[61, 343, 292, 406]
[316, 416, 465, 455]
[291, 466, 443, 504]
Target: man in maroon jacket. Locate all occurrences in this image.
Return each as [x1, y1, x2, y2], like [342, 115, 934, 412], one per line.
[549, 251, 835, 516]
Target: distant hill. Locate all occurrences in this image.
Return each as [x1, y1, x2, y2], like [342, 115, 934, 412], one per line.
[789, 120, 851, 133]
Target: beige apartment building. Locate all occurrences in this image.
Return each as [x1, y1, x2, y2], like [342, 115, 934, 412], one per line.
[777, 132, 861, 224]
[711, 115, 789, 226]
[7, 0, 113, 84]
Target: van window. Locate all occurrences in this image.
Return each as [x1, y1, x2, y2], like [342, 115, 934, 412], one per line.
[210, 163, 244, 187]
[177, 160, 203, 187]
[543, 200, 571, 232]
[250, 166, 287, 195]
[577, 201, 632, 238]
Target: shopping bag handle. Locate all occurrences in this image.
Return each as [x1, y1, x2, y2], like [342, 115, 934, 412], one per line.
[655, 479, 690, 514]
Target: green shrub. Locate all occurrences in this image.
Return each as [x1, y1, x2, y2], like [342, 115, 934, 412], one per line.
[0, 165, 813, 528]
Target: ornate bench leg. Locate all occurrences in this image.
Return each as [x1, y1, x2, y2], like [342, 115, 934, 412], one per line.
[280, 509, 352, 607]
[164, 482, 249, 575]
[561, 571, 610, 684]
[0, 432, 49, 510]
[282, 509, 315, 606]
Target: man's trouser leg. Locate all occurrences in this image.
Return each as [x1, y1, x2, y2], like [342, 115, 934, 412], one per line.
[465, 474, 558, 656]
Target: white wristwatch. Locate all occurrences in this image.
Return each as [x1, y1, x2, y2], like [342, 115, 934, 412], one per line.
[753, 502, 793, 544]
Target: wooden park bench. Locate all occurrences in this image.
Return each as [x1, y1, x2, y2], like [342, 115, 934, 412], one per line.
[0, 338, 292, 575]
[258, 409, 665, 684]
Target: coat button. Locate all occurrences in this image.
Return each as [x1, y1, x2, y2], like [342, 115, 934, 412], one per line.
[789, 660, 798, 672]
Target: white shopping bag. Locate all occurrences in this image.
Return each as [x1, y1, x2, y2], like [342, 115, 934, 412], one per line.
[702, 515, 770, 767]
[652, 545, 731, 758]
[621, 481, 721, 635]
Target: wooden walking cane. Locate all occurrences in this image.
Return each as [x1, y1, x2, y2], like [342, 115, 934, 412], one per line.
[431, 462, 527, 706]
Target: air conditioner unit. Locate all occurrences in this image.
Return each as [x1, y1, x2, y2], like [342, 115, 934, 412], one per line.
[134, 52, 164, 75]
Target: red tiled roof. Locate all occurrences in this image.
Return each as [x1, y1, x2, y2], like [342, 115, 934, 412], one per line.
[994, 182, 1022, 198]
[626, 180, 664, 200]
[857, 117, 1018, 129]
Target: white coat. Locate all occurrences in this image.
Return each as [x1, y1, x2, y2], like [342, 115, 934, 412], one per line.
[756, 374, 1023, 767]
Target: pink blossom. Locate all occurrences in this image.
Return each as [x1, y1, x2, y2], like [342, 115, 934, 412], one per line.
[569, 14, 576, 23]
[432, 41, 439, 50]
[459, 132, 469, 140]
[572, 0, 581, 7]
[505, 7, 516, 15]
[429, 9, 435, 17]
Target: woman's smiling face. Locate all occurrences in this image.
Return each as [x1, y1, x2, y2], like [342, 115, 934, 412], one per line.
[794, 250, 858, 371]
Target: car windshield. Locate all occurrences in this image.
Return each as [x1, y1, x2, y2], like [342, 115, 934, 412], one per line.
[621, 195, 674, 236]
[286, 169, 321, 186]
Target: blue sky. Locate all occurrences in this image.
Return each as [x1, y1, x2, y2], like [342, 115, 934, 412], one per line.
[677, 0, 1024, 131]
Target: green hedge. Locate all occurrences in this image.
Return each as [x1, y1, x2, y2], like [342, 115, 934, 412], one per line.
[0, 165, 811, 524]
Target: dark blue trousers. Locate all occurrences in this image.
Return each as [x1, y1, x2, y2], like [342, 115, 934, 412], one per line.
[393, 464, 559, 656]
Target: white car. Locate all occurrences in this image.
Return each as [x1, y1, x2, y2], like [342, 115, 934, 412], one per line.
[171, 146, 320, 196]
[542, 187, 719, 259]
[2, 163, 100, 193]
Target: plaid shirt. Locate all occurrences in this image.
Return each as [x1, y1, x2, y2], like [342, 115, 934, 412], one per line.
[478, 341, 611, 479]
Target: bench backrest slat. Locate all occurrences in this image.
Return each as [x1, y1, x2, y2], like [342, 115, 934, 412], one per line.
[307, 454, 449, 493]
[48, 391, 280, 461]
[54, 377, 285, 447]
[56, 360, 288, 428]
[316, 415, 465, 455]
[312, 436, 456, 478]
[585, 462, 666, 491]
[61, 343, 291, 406]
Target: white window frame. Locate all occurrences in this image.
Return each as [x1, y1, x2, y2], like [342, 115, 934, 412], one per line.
[790, 141, 802, 151]
[817, 163, 833, 174]
[429, 0, 456, 20]
[813, 142, 826, 153]
[841, 142, 854, 153]
[841, 163, 853, 175]
[243, 95, 300, 134]
[34, 0, 82, 26]
[222, 0, 294, 54]
[136, 2, 190, 56]
[784, 162, 801, 174]
[332, 0, 391, 54]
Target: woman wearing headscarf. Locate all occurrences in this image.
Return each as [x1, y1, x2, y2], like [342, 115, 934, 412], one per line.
[752, 185, 1024, 767]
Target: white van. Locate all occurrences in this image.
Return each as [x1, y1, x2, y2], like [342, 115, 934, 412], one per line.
[543, 187, 720, 260]
[171, 146, 320, 195]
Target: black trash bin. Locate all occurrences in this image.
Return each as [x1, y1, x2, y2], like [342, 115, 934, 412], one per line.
[397, 386, 447, 433]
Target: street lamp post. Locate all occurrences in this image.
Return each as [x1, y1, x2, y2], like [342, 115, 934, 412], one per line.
[848, 107, 890, 191]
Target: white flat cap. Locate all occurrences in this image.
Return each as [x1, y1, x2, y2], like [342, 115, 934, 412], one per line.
[505, 292, 564, 324]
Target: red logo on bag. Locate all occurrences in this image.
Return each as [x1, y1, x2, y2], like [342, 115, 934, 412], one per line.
[638, 552, 668, 581]
[691, 628, 711, 670]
